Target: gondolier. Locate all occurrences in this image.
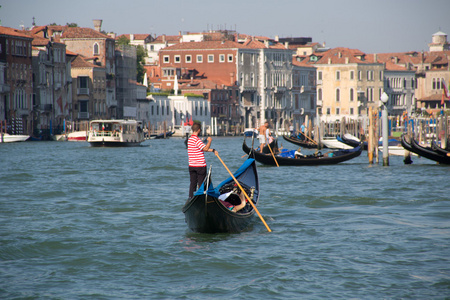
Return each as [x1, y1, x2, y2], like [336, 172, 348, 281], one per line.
[258, 121, 269, 153]
[187, 122, 217, 198]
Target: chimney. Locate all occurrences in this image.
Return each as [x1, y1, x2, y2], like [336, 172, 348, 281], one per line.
[93, 19, 102, 32]
[162, 34, 166, 43]
[285, 41, 289, 49]
[130, 34, 134, 41]
[373, 53, 377, 62]
[328, 58, 331, 64]
[275, 35, 279, 42]
[345, 57, 349, 64]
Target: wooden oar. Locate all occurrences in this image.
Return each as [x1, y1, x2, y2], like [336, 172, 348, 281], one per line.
[267, 142, 279, 167]
[299, 131, 318, 145]
[215, 152, 272, 232]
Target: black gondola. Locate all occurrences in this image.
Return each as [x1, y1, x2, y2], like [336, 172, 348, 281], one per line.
[401, 134, 450, 164]
[243, 138, 362, 166]
[337, 134, 361, 148]
[282, 135, 318, 149]
[182, 158, 259, 233]
[431, 141, 450, 157]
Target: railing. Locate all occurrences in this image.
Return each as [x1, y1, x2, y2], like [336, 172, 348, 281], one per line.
[90, 131, 120, 137]
[77, 88, 89, 95]
[78, 112, 89, 119]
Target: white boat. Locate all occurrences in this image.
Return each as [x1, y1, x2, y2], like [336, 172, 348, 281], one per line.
[0, 133, 30, 143]
[67, 131, 87, 142]
[87, 120, 145, 147]
[321, 137, 354, 149]
[378, 145, 418, 156]
[52, 134, 68, 141]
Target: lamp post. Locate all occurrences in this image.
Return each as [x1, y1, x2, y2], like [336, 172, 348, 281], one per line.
[380, 92, 389, 166]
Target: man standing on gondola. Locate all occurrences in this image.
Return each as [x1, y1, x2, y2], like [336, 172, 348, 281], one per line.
[258, 121, 269, 153]
[187, 122, 217, 199]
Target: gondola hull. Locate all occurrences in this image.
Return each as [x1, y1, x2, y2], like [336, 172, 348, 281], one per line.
[182, 158, 259, 233]
[282, 135, 318, 149]
[243, 139, 362, 166]
[182, 195, 255, 233]
[401, 135, 450, 164]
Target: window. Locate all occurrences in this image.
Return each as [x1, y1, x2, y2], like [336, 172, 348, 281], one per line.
[163, 55, 169, 63]
[358, 70, 362, 81]
[350, 70, 354, 80]
[336, 71, 340, 80]
[350, 108, 354, 115]
[185, 55, 192, 63]
[228, 54, 233, 62]
[93, 43, 99, 55]
[326, 108, 331, 115]
[336, 88, 340, 102]
[336, 108, 340, 115]
[318, 88, 322, 101]
[219, 54, 225, 62]
[350, 88, 354, 101]
[318, 71, 322, 81]
[240, 53, 244, 65]
[197, 55, 203, 63]
[208, 54, 214, 63]
[175, 55, 181, 63]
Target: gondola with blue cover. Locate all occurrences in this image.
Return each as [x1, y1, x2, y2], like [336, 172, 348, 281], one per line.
[182, 158, 259, 233]
[243, 138, 362, 166]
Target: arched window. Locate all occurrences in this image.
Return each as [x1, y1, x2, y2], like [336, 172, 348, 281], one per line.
[93, 43, 99, 56]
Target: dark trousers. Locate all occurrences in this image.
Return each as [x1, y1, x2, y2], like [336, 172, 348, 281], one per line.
[189, 166, 207, 198]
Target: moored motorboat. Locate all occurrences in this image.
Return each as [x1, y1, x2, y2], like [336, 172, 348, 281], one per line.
[0, 133, 30, 143]
[182, 158, 259, 233]
[67, 131, 87, 142]
[87, 120, 145, 147]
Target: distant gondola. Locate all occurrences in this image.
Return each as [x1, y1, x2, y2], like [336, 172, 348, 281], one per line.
[431, 141, 450, 157]
[182, 158, 259, 233]
[401, 134, 450, 165]
[282, 135, 318, 149]
[151, 131, 174, 139]
[243, 138, 362, 166]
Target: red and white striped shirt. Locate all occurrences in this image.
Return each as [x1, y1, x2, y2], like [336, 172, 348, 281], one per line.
[187, 135, 206, 167]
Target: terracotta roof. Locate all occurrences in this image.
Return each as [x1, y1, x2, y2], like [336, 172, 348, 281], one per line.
[306, 47, 374, 65]
[152, 34, 182, 43]
[418, 94, 445, 101]
[31, 36, 50, 46]
[71, 55, 101, 68]
[66, 49, 78, 56]
[61, 27, 112, 39]
[0, 26, 33, 39]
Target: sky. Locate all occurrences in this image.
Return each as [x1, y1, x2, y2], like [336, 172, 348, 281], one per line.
[2, 0, 450, 54]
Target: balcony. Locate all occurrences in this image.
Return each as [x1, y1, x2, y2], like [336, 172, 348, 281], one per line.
[77, 88, 89, 95]
[78, 112, 89, 119]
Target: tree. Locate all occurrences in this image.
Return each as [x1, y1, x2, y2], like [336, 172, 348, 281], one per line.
[66, 23, 78, 27]
[117, 36, 130, 46]
[136, 45, 146, 83]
